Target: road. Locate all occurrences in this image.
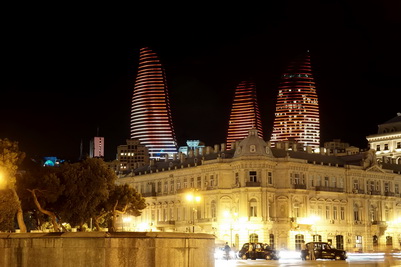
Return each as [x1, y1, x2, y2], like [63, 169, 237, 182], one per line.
[215, 253, 401, 267]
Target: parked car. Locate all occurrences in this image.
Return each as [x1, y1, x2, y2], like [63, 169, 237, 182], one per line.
[302, 242, 347, 260]
[238, 243, 279, 260]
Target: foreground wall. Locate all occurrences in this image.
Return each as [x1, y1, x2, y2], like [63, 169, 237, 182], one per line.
[0, 232, 214, 267]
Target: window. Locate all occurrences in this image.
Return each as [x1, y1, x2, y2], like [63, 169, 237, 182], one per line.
[377, 145, 381, 151]
[384, 144, 389, 150]
[295, 234, 304, 251]
[310, 175, 315, 187]
[235, 172, 239, 185]
[211, 201, 216, 218]
[249, 171, 257, 182]
[210, 175, 215, 187]
[354, 205, 360, 221]
[294, 173, 300, 184]
[249, 199, 258, 217]
[384, 182, 389, 193]
[396, 184, 399, 194]
[326, 206, 330, 219]
[267, 172, 273, 184]
[353, 180, 359, 190]
[197, 177, 202, 188]
[157, 181, 162, 193]
[340, 207, 345, 220]
[183, 178, 188, 188]
[313, 235, 322, 242]
[324, 176, 329, 187]
[269, 234, 275, 249]
[190, 178, 194, 188]
[164, 181, 168, 193]
[397, 142, 401, 149]
[333, 206, 338, 220]
[170, 180, 174, 193]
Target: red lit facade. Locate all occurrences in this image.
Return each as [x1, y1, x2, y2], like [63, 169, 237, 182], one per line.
[226, 81, 264, 149]
[131, 47, 177, 159]
[270, 52, 320, 149]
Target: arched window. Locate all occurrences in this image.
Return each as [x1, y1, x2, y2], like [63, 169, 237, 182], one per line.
[269, 234, 275, 249]
[249, 198, 258, 217]
[249, 233, 258, 243]
[295, 234, 304, 251]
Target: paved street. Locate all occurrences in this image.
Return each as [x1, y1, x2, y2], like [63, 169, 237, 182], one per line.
[215, 253, 401, 267]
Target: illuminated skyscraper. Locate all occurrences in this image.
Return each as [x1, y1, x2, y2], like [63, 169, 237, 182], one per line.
[270, 52, 320, 149]
[131, 47, 177, 159]
[226, 81, 263, 149]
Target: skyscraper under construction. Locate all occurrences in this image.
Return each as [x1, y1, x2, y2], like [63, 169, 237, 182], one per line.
[130, 47, 177, 159]
[226, 81, 263, 149]
[270, 52, 320, 150]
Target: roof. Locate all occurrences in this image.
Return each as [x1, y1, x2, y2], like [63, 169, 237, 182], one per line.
[381, 113, 401, 125]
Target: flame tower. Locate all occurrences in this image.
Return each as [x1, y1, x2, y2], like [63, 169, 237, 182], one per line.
[131, 47, 177, 159]
[226, 81, 264, 149]
[270, 52, 320, 149]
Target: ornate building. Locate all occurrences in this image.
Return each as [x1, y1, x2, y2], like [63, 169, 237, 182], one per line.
[367, 113, 401, 164]
[270, 52, 320, 150]
[131, 47, 177, 159]
[226, 81, 263, 149]
[117, 129, 401, 252]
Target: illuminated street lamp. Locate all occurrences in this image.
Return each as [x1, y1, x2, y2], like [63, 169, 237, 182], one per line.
[186, 191, 201, 233]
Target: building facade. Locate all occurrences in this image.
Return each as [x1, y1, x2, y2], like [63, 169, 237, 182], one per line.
[367, 113, 401, 164]
[130, 47, 177, 159]
[89, 137, 104, 158]
[226, 81, 263, 149]
[117, 129, 401, 252]
[270, 52, 320, 150]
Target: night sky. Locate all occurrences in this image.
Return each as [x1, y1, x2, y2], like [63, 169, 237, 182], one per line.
[2, 1, 401, 161]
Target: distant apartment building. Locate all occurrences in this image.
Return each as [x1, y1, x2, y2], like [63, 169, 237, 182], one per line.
[89, 137, 104, 158]
[115, 139, 149, 173]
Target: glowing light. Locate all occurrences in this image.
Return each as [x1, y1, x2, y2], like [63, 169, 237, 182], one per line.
[131, 47, 177, 159]
[271, 52, 320, 149]
[226, 81, 263, 149]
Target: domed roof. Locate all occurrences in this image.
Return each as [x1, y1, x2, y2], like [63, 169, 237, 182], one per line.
[234, 129, 273, 158]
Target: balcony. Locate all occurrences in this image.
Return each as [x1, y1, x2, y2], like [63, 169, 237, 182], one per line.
[315, 186, 344, 192]
[293, 184, 306, 189]
[384, 191, 395, 196]
[245, 181, 261, 187]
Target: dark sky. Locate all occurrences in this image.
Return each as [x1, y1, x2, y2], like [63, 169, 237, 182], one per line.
[2, 1, 401, 161]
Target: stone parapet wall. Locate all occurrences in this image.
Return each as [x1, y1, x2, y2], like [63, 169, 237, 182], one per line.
[0, 232, 215, 267]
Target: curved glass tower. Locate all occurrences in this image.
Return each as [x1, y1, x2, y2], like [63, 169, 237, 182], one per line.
[226, 81, 264, 149]
[130, 47, 177, 159]
[270, 52, 320, 150]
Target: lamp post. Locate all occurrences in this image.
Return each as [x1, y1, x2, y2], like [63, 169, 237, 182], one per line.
[186, 191, 201, 233]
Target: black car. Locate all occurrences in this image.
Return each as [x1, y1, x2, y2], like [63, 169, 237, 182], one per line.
[302, 242, 347, 260]
[238, 243, 279, 260]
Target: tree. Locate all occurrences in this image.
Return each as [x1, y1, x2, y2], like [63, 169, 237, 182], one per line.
[95, 183, 146, 232]
[0, 139, 27, 232]
[0, 189, 19, 231]
[17, 165, 65, 231]
[57, 158, 116, 229]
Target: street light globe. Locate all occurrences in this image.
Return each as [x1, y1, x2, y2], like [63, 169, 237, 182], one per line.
[195, 196, 201, 202]
[186, 194, 194, 202]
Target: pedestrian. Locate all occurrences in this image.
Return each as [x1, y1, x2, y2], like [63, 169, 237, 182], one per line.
[224, 242, 231, 260]
[308, 242, 316, 260]
[300, 241, 307, 260]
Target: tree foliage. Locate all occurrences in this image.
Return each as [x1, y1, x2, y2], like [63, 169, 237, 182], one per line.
[17, 157, 146, 231]
[0, 139, 26, 232]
